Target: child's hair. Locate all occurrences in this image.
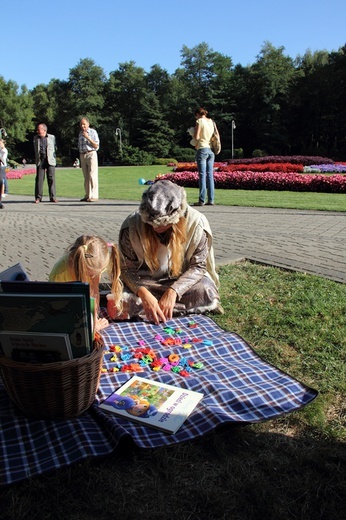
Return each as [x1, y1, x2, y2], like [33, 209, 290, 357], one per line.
[67, 235, 123, 311]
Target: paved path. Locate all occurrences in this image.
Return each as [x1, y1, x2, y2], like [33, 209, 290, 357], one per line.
[1, 195, 345, 283]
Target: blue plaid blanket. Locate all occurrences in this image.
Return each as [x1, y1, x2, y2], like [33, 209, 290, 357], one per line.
[0, 315, 317, 487]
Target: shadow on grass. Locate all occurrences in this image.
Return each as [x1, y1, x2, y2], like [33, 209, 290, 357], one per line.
[1, 424, 345, 520]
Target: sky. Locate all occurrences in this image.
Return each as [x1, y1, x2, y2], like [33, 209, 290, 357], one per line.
[2, 0, 345, 90]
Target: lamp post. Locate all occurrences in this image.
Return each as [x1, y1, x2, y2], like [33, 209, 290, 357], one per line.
[115, 128, 122, 156]
[231, 120, 236, 159]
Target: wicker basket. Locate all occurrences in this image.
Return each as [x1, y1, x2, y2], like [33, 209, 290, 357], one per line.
[0, 337, 104, 420]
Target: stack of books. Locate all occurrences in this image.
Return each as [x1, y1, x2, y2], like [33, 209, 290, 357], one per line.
[0, 264, 93, 362]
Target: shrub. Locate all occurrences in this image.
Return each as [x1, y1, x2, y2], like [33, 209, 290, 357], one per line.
[116, 145, 155, 166]
[252, 149, 267, 157]
[153, 158, 178, 166]
[7, 159, 20, 169]
[234, 148, 244, 159]
[172, 147, 196, 162]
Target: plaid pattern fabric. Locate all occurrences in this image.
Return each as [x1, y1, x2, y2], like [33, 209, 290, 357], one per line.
[0, 315, 317, 487]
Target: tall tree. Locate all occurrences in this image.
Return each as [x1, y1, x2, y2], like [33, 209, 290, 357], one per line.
[136, 92, 175, 157]
[0, 77, 34, 143]
[289, 46, 346, 158]
[107, 61, 147, 145]
[243, 42, 297, 154]
[61, 58, 107, 157]
[177, 42, 233, 110]
[173, 43, 234, 148]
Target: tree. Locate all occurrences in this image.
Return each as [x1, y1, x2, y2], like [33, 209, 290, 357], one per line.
[61, 59, 107, 158]
[0, 77, 34, 143]
[136, 92, 175, 157]
[243, 42, 297, 154]
[171, 43, 234, 149]
[0, 76, 34, 161]
[288, 45, 346, 158]
[107, 61, 147, 143]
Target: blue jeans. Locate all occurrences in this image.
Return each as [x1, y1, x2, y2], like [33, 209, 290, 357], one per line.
[0, 166, 7, 194]
[196, 148, 215, 204]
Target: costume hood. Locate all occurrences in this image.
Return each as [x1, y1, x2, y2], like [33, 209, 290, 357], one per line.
[139, 180, 187, 228]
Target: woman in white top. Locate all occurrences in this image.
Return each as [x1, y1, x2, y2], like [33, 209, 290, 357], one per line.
[193, 107, 215, 205]
[0, 139, 8, 208]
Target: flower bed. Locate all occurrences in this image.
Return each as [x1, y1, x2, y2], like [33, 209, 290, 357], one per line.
[6, 168, 36, 179]
[160, 156, 346, 193]
[158, 170, 346, 193]
[304, 164, 346, 173]
[222, 162, 304, 173]
[174, 162, 228, 172]
[226, 155, 334, 166]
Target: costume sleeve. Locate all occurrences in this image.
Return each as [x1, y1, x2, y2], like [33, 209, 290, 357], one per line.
[119, 227, 144, 295]
[170, 231, 208, 300]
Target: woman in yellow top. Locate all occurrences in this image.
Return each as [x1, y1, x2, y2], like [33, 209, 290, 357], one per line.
[193, 107, 215, 206]
[49, 235, 123, 331]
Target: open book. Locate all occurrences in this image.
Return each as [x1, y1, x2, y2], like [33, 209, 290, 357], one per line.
[99, 376, 203, 434]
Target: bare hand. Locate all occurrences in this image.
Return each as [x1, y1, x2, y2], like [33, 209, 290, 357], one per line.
[95, 317, 110, 331]
[159, 288, 177, 320]
[138, 287, 167, 324]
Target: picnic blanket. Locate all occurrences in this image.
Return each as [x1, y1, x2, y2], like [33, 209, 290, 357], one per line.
[0, 315, 318, 487]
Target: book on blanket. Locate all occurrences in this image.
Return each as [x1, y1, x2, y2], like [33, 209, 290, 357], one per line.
[99, 376, 204, 434]
[0, 331, 73, 363]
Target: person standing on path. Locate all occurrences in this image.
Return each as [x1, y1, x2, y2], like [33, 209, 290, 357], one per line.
[33, 123, 57, 203]
[78, 117, 99, 202]
[193, 107, 215, 206]
[0, 139, 8, 205]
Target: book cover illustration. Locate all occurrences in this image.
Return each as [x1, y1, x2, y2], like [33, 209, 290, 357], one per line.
[0, 293, 91, 358]
[0, 331, 73, 363]
[100, 376, 203, 434]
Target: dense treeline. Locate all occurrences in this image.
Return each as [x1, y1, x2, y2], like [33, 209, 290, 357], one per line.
[1, 41, 346, 165]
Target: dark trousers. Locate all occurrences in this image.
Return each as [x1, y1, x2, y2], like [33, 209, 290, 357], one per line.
[35, 159, 56, 201]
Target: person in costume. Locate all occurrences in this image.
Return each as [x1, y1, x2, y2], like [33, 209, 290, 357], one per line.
[109, 179, 222, 324]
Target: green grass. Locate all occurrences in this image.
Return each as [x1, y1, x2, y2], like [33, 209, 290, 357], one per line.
[216, 263, 346, 440]
[8, 165, 346, 211]
[1, 263, 345, 520]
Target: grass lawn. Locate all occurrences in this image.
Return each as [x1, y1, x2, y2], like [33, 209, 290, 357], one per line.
[8, 165, 346, 211]
[2, 167, 346, 519]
